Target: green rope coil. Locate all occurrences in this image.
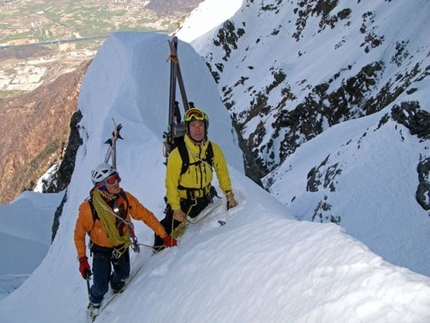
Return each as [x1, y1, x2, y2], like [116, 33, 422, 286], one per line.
[171, 223, 187, 239]
[92, 190, 131, 253]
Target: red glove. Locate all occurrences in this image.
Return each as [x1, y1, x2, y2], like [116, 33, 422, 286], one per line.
[163, 235, 177, 247]
[79, 256, 91, 279]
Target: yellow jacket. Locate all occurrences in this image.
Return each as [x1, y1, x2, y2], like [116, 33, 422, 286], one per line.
[165, 135, 233, 211]
[74, 189, 167, 259]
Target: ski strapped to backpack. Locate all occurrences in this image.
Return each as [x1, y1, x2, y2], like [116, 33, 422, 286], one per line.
[167, 36, 189, 125]
[163, 36, 190, 161]
[104, 118, 123, 169]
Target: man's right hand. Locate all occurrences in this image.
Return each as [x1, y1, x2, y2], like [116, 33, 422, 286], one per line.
[79, 256, 91, 279]
[173, 209, 187, 222]
[163, 235, 178, 247]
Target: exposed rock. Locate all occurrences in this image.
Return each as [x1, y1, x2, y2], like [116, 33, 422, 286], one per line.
[391, 101, 430, 140]
[45, 110, 84, 193]
[0, 60, 91, 204]
[390, 101, 430, 212]
[416, 156, 430, 211]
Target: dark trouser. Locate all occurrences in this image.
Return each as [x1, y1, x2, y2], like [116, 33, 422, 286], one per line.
[153, 196, 210, 249]
[90, 244, 130, 304]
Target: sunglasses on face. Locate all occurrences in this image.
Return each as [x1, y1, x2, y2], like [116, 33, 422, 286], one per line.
[184, 108, 206, 122]
[105, 173, 121, 186]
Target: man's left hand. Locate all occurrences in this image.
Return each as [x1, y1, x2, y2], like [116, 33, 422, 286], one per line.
[226, 193, 238, 210]
[173, 209, 187, 222]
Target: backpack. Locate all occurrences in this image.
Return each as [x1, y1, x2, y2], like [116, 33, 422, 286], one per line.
[177, 140, 214, 175]
[87, 189, 130, 223]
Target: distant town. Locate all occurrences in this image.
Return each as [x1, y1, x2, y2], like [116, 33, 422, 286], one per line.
[0, 0, 187, 98]
[0, 41, 99, 93]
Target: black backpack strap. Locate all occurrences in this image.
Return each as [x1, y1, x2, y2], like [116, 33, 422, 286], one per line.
[206, 142, 214, 168]
[178, 140, 214, 175]
[119, 189, 130, 212]
[176, 141, 215, 200]
[87, 198, 98, 222]
[177, 140, 189, 175]
[85, 198, 97, 252]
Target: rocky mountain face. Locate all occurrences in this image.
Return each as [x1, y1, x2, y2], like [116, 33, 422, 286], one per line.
[0, 0, 206, 205]
[0, 61, 89, 204]
[194, 0, 430, 204]
[3, 0, 430, 218]
[2, 0, 426, 276]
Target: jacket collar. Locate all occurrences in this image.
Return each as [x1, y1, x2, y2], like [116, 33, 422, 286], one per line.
[184, 134, 209, 156]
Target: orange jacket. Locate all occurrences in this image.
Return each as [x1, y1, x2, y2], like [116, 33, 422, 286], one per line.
[74, 189, 167, 259]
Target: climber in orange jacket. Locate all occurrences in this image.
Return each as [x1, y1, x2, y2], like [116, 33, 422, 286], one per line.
[74, 163, 177, 318]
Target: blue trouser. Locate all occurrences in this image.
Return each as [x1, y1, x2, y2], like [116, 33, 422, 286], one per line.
[90, 245, 130, 304]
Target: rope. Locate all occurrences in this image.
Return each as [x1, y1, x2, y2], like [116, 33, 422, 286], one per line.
[184, 140, 213, 171]
[170, 198, 197, 239]
[146, 200, 222, 253]
[92, 190, 131, 257]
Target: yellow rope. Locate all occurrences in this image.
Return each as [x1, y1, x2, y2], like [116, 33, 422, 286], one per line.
[170, 202, 196, 239]
[92, 190, 131, 256]
[171, 222, 187, 239]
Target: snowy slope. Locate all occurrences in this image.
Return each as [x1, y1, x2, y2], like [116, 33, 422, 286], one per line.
[175, 0, 243, 44]
[176, 0, 430, 277]
[0, 191, 63, 300]
[265, 107, 430, 277]
[0, 32, 430, 323]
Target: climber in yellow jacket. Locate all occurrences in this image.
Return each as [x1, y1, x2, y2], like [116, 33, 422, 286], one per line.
[74, 163, 177, 318]
[154, 107, 238, 249]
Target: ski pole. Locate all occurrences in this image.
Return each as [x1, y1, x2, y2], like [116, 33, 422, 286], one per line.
[86, 272, 92, 301]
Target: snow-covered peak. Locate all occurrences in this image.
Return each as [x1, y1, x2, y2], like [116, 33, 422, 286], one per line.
[1, 31, 429, 323]
[175, 0, 430, 277]
[175, 0, 243, 45]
